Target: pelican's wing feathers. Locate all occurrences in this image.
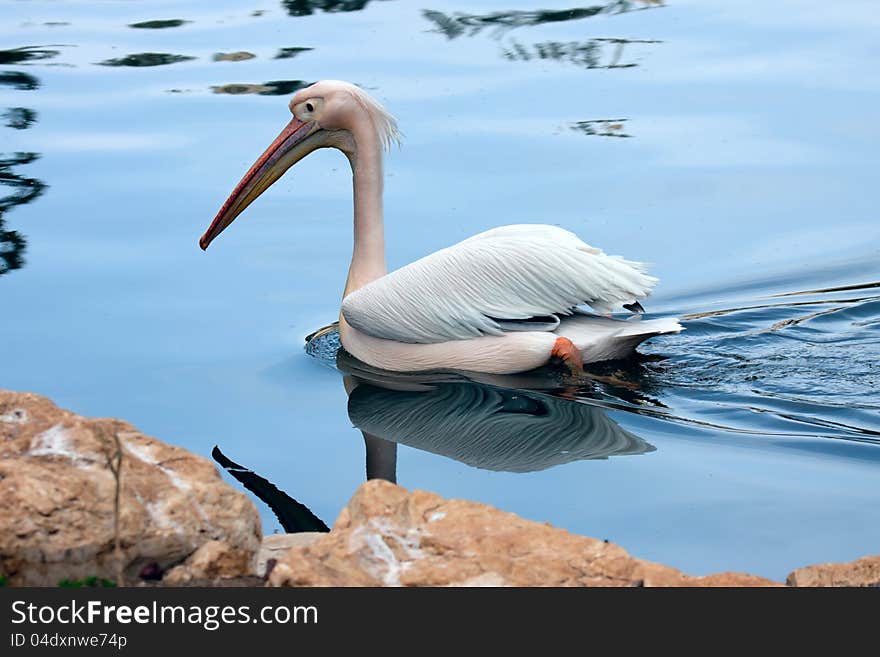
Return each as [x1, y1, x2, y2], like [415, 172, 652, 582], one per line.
[341, 224, 658, 344]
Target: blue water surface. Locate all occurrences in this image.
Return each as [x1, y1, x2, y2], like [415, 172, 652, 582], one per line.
[2, 0, 879, 580]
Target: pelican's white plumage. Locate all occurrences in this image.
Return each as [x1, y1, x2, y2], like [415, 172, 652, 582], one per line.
[200, 80, 683, 375]
[342, 224, 658, 344]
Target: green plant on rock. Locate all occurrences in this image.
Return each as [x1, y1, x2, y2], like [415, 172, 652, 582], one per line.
[58, 576, 116, 588]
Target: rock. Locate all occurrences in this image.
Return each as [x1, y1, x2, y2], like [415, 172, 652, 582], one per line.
[258, 533, 324, 577]
[268, 480, 780, 587]
[0, 390, 261, 586]
[163, 540, 254, 585]
[695, 572, 779, 587]
[787, 555, 880, 587]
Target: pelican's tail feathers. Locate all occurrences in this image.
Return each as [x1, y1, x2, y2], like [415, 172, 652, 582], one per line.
[556, 314, 683, 364]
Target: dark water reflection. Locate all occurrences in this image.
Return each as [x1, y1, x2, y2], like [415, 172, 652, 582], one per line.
[128, 20, 189, 30]
[571, 118, 632, 138]
[0, 46, 61, 65]
[275, 47, 314, 60]
[211, 80, 311, 96]
[97, 53, 196, 67]
[0, 220, 27, 275]
[503, 38, 661, 69]
[424, 5, 664, 72]
[212, 447, 330, 533]
[3, 107, 37, 130]
[282, 0, 389, 16]
[0, 153, 46, 276]
[0, 153, 45, 210]
[1, 57, 45, 277]
[0, 72, 39, 90]
[423, 2, 662, 39]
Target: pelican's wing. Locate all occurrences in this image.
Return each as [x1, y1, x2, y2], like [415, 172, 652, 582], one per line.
[341, 224, 658, 344]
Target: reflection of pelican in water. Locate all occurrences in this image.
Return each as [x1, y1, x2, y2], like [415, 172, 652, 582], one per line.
[215, 330, 654, 529]
[336, 339, 654, 482]
[348, 378, 653, 475]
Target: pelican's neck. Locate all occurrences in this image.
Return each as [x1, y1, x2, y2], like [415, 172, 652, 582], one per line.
[344, 129, 386, 297]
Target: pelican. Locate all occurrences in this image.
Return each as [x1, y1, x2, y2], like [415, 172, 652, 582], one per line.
[200, 80, 682, 374]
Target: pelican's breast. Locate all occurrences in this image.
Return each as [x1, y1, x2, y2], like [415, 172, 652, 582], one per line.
[339, 318, 557, 375]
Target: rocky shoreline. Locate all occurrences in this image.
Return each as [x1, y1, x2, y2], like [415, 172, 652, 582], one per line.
[2, 390, 877, 587]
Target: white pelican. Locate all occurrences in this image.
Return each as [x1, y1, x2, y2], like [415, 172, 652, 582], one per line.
[200, 80, 682, 374]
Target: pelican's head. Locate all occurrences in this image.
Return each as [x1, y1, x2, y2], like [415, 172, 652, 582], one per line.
[199, 80, 400, 250]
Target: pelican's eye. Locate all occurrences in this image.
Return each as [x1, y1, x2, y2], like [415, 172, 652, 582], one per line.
[292, 97, 323, 122]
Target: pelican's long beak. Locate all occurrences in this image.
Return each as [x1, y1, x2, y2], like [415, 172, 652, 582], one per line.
[199, 116, 324, 250]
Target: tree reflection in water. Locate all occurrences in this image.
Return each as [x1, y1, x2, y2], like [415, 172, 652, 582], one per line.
[211, 80, 312, 96]
[1, 60, 47, 276]
[128, 19, 189, 29]
[97, 53, 196, 67]
[0, 153, 46, 276]
[0, 46, 61, 65]
[570, 118, 632, 138]
[424, 2, 663, 39]
[3, 107, 37, 130]
[0, 71, 39, 90]
[282, 0, 390, 17]
[424, 3, 663, 70]
[503, 37, 661, 70]
[422, 4, 665, 142]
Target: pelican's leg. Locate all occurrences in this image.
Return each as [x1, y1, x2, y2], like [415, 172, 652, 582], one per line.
[363, 431, 398, 484]
[551, 336, 584, 375]
[344, 374, 399, 483]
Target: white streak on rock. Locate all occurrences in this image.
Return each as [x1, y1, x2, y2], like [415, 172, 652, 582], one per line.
[29, 424, 92, 465]
[124, 439, 210, 532]
[0, 408, 28, 423]
[144, 500, 187, 534]
[125, 441, 193, 493]
[349, 518, 425, 586]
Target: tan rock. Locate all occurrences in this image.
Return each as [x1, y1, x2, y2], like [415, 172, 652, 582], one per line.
[268, 480, 780, 587]
[163, 540, 255, 584]
[695, 572, 781, 587]
[787, 555, 880, 587]
[0, 390, 261, 586]
[258, 533, 324, 577]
